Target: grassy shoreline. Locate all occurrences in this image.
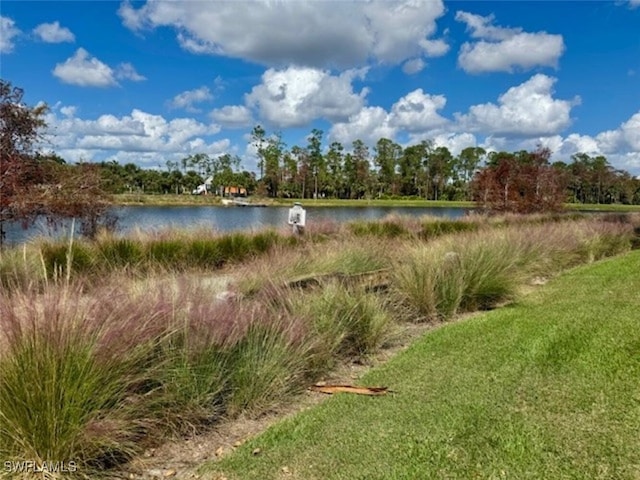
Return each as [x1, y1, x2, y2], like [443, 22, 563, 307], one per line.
[112, 193, 640, 211]
[1, 213, 638, 478]
[204, 250, 640, 479]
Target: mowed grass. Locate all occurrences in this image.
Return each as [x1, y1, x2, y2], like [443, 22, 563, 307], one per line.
[204, 251, 640, 480]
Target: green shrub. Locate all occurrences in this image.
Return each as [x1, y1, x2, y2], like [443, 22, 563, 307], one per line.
[250, 230, 281, 254]
[225, 323, 308, 416]
[419, 219, 479, 239]
[152, 341, 229, 432]
[294, 282, 391, 361]
[0, 289, 151, 475]
[349, 220, 408, 238]
[39, 241, 95, 279]
[185, 239, 223, 268]
[145, 239, 185, 267]
[216, 233, 252, 265]
[96, 237, 143, 269]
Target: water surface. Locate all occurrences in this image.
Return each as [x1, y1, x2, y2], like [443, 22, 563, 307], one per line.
[2, 205, 472, 245]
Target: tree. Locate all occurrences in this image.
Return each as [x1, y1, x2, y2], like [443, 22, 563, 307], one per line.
[374, 138, 402, 196]
[1, 80, 48, 245]
[1, 80, 113, 244]
[307, 128, 325, 199]
[426, 146, 454, 201]
[325, 141, 344, 198]
[455, 146, 486, 200]
[471, 148, 566, 213]
[251, 125, 267, 179]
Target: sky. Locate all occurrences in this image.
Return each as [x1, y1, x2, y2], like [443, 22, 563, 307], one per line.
[1, 0, 639, 175]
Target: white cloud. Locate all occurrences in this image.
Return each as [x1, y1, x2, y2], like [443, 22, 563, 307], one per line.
[52, 48, 144, 87]
[52, 48, 117, 87]
[456, 74, 579, 136]
[431, 132, 479, 156]
[168, 87, 213, 112]
[1, 16, 21, 53]
[455, 11, 564, 73]
[390, 89, 448, 132]
[330, 107, 395, 146]
[245, 66, 369, 128]
[33, 21, 75, 43]
[627, 0, 640, 8]
[42, 105, 226, 166]
[558, 134, 600, 156]
[116, 63, 146, 82]
[118, 0, 447, 69]
[210, 105, 253, 128]
[419, 38, 450, 57]
[596, 112, 640, 153]
[402, 58, 426, 75]
[60, 106, 77, 118]
[464, 109, 640, 175]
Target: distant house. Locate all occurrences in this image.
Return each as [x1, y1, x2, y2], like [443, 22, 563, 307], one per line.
[221, 186, 247, 197]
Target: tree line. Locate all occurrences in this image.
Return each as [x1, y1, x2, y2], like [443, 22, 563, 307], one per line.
[3, 79, 640, 245]
[96, 125, 640, 208]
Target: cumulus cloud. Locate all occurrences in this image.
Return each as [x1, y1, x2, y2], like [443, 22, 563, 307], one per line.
[210, 105, 253, 128]
[455, 11, 564, 73]
[402, 58, 426, 75]
[168, 86, 213, 112]
[466, 109, 640, 175]
[596, 112, 640, 153]
[245, 66, 369, 128]
[1, 16, 21, 53]
[116, 63, 146, 82]
[33, 21, 75, 43]
[52, 48, 144, 87]
[330, 107, 395, 146]
[53, 48, 117, 87]
[431, 132, 479, 156]
[118, 0, 447, 69]
[390, 89, 448, 132]
[42, 105, 226, 166]
[419, 38, 450, 57]
[456, 74, 579, 136]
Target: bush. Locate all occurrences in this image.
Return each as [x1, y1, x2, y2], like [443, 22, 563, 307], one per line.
[0, 287, 152, 474]
[225, 321, 308, 416]
[96, 237, 143, 269]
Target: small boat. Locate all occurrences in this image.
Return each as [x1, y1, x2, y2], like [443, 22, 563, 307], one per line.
[222, 198, 267, 207]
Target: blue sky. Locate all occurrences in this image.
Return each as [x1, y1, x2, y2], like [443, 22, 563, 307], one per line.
[1, 1, 639, 174]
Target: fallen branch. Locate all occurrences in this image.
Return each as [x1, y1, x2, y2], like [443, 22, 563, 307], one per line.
[309, 384, 390, 396]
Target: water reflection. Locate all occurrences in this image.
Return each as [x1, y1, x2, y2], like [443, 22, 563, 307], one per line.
[2, 205, 472, 246]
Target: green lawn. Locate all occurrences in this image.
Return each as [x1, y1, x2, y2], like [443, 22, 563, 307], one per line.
[202, 251, 640, 480]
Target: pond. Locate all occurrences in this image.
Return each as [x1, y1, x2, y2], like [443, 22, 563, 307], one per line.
[1, 204, 473, 246]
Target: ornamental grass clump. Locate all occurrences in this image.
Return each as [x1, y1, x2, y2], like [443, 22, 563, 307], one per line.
[289, 282, 392, 364]
[224, 320, 310, 417]
[0, 285, 157, 477]
[0, 244, 46, 292]
[418, 218, 480, 239]
[392, 218, 635, 322]
[348, 218, 409, 238]
[234, 237, 392, 297]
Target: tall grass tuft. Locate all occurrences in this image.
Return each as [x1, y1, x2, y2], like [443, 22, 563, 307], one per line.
[95, 236, 143, 270]
[392, 219, 634, 322]
[0, 286, 153, 476]
[225, 319, 309, 417]
[349, 218, 408, 238]
[418, 218, 479, 239]
[0, 244, 46, 292]
[295, 282, 392, 362]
